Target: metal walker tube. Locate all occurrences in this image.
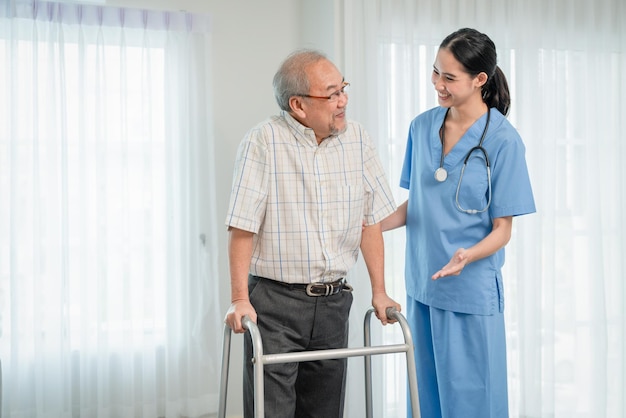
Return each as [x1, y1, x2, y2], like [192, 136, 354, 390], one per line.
[364, 308, 420, 418]
[217, 307, 420, 418]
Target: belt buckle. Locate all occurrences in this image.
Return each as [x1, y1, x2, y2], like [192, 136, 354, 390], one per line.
[305, 281, 343, 297]
[306, 283, 326, 297]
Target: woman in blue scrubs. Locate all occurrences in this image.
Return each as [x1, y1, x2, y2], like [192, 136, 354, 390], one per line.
[382, 28, 536, 418]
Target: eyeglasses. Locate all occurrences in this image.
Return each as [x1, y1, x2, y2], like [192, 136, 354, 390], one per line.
[298, 82, 350, 102]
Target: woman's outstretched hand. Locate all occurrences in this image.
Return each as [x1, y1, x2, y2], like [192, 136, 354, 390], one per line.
[432, 248, 468, 280]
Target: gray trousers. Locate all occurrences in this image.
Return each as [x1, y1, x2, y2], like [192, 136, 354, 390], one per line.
[243, 275, 353, 418]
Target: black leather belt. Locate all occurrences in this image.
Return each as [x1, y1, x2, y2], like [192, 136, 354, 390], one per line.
[305, 279, 353, 297]
[253, 276, 352, 297]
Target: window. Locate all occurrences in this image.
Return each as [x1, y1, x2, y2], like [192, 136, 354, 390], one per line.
[0, 5, 219, 416]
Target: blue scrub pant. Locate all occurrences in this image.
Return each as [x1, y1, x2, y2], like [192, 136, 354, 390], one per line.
[407, 297, 509, 418]
[243, 275, 353, 418]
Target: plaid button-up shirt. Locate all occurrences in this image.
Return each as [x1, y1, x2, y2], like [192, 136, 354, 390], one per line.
[226, 111, 396, 284]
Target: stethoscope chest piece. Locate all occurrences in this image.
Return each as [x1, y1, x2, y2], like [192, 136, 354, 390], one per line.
[434, 167, 448, 182]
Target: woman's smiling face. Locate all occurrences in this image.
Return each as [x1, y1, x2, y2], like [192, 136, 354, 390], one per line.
[432, 48, 483, 109]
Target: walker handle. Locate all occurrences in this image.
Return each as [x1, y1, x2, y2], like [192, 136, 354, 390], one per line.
[385, 306, 398, 318]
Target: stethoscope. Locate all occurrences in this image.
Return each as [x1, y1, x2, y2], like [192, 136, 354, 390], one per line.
[434, 108, 492, 214]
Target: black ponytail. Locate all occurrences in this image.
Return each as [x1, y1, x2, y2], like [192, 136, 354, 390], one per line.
[483, 66, 510, 116]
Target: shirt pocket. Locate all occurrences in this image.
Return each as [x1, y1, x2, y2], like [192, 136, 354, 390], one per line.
[455, 153, 489, 212]
[320, 183, 364, 249]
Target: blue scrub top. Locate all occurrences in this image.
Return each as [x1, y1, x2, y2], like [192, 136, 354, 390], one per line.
[400, 107, 536, 315]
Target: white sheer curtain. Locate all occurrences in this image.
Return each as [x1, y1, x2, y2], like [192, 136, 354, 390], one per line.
[0, 1, 221, 417]
[342, 1, 625, 417]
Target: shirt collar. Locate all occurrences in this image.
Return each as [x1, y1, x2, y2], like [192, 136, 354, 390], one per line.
[281, 110, 322, 147]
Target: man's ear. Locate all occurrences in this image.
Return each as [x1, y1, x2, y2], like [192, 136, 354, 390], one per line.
[289, 96, 307, 119]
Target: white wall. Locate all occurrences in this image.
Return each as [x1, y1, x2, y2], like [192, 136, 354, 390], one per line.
[103, 1, 339, 416]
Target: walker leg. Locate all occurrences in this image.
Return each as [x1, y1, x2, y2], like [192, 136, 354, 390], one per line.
[218, 324, 232, 418]
[406, 347, 420, 418]
[388, 309, 421, 418]
[364, 309, 374, 418]
[243, 316, 265, 418]
[253, 355, 264, 418]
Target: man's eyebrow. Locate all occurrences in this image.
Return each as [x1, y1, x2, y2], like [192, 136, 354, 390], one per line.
[325, 78, 345, 92]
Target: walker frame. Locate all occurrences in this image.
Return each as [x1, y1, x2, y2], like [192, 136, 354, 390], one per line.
[217, 307, 420, 418]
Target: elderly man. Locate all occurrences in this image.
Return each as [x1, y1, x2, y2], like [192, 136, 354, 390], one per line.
[224, 49, 400, 418]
